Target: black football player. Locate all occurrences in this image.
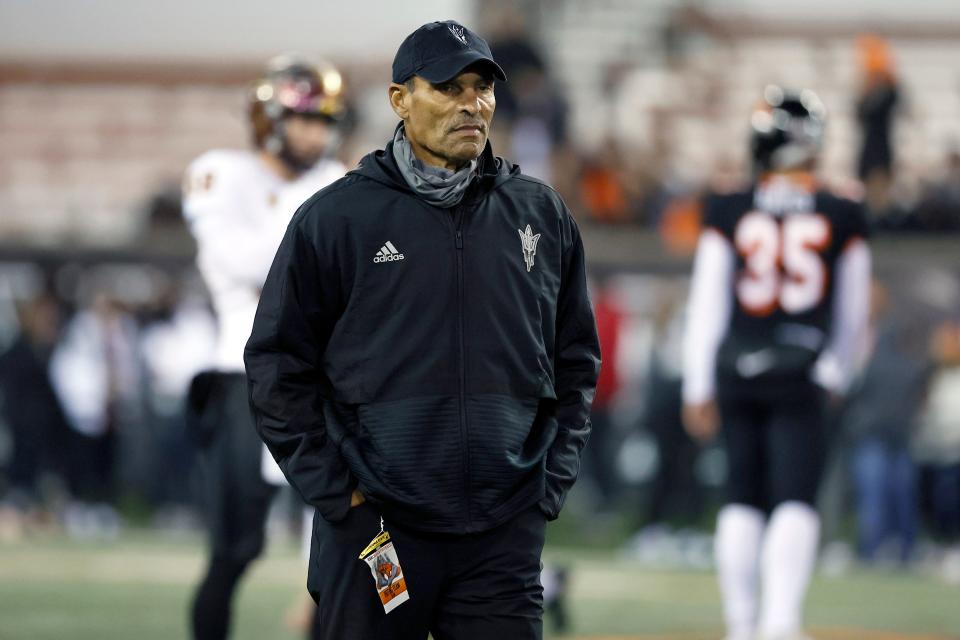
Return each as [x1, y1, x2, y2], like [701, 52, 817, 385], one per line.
[682, 86, 872, 640]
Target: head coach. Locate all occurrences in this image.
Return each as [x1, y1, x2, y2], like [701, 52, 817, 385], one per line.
[245, 20, 600, 640]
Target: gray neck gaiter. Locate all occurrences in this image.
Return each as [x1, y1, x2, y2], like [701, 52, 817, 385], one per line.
[392, 126, 477, 208]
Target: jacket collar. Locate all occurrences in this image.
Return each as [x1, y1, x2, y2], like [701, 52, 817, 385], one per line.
[351, 122, 517, 197]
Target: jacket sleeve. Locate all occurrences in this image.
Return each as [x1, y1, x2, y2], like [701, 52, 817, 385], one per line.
[244, 209, 356, 523]
[540, 209, 601, 520]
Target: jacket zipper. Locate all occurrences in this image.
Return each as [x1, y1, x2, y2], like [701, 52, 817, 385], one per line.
[453, 206, 473, 531]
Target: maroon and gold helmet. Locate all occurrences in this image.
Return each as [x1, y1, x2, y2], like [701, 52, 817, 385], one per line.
[248, 54, 346, 151]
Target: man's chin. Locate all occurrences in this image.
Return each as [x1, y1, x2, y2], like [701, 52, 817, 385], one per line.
[449, 141, 484, 163]
[298, 153, 324, 168]
[281, 152, 322, 174]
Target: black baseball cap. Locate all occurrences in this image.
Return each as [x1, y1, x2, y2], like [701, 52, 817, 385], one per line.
[392, 20, 507, 84]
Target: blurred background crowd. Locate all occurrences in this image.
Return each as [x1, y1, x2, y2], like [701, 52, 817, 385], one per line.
[1, 0, 959, 584]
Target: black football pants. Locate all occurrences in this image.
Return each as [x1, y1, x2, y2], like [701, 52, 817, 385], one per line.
[718, 383, 827, 512]
[191, 374, 276, 640]
[307, 502, 546, 640]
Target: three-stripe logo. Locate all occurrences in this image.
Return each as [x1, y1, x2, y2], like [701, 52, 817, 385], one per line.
[373, 241, 405, 263]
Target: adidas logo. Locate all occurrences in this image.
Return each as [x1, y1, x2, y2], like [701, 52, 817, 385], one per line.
[373, 241, 405, 263]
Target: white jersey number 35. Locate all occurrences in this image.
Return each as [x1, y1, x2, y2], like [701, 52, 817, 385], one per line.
[734, 211, 831, 316]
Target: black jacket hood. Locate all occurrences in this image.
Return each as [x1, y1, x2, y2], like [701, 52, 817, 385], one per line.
[350, 124, 519, 197]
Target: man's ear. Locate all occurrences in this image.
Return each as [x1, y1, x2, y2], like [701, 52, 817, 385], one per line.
[388, 83, 409, 120]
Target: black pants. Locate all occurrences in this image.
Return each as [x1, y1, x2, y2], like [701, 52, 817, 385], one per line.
[191, 373, 277, 640]
[308, 502, 546, 640]
[199, 375, 277, 561]
[643, 373, 702, 525]
[718, 383, 827, 512]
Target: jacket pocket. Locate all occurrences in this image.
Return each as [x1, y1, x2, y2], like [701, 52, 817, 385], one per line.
[466, 394, 557, 511]
[351, 395, 462, 518]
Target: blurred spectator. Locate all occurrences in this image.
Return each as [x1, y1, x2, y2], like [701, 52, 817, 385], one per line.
[488, 7, 569, 185]
[842, 281, 932, 565]
[855, 35, 901, 219]
[658, 194, 703, 256]
[141, 185, 196, 254]
[638, 285, 703, 530]
[139, 282, 216, 516]
[49, 293, 141, 537]
[582, 283, 627, 511]
[579, 144, 631, 224]
[914, 319, 960, 554]
[0, 292, 72, 510]
[915, 150, 960, 231]
[488, 13, 548, 125]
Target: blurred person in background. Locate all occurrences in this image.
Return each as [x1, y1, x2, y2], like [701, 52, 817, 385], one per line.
[639, 283, 704, 534]
[583, 279, 626, 513]
[138, 279, 216, 521]
[683, 86, 872, 640]
[0, 290, 72, 531]
[913, 317, 960, 583]
[182, 55, 347, 640]
[915, 148, 960, 231]
[842, 280, 932, 566]
[49, 291, 141, 539]
[578, 143, 632, 224]
[487, 5, 570, 187]
[245, 20, 599, 640]
[855, 35, 900, 221]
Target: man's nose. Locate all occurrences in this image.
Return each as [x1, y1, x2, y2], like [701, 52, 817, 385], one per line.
[458, 89, 481, 115]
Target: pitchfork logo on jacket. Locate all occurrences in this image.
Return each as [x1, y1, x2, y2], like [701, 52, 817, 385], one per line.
[517, 224, 541, 272]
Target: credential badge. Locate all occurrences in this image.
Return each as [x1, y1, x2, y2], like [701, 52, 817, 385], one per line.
[449, 24, 468, 46]
[517, 224, 541, 272]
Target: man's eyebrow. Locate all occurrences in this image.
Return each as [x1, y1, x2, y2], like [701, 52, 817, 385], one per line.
[430, 76, 494, 90]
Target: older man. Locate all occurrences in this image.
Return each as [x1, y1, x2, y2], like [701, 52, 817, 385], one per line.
[245, 20, 600, 640]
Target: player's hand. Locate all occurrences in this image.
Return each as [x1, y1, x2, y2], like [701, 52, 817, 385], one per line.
[350, 489, 366, 507]
[932, 321, 960, 364]
[283, 592, 316, 633]
[683, 401, 720, 443]
[824, 388, 844, 410]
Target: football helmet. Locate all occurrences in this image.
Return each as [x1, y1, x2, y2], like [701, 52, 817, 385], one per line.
[249, 54, 346, 169]
[750, 85, 826, 174]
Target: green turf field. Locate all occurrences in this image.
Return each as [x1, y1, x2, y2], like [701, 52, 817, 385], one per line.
[0, 532, 957, 639]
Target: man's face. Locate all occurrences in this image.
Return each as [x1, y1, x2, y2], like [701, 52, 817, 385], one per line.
[282, 114, 334, 169]
[390, 68, 496, 170]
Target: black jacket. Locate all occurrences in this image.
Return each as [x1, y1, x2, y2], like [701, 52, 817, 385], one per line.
[245, 137, 600, 534]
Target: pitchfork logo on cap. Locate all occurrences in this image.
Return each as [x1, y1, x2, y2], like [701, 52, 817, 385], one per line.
[448, 24, 468, 46]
